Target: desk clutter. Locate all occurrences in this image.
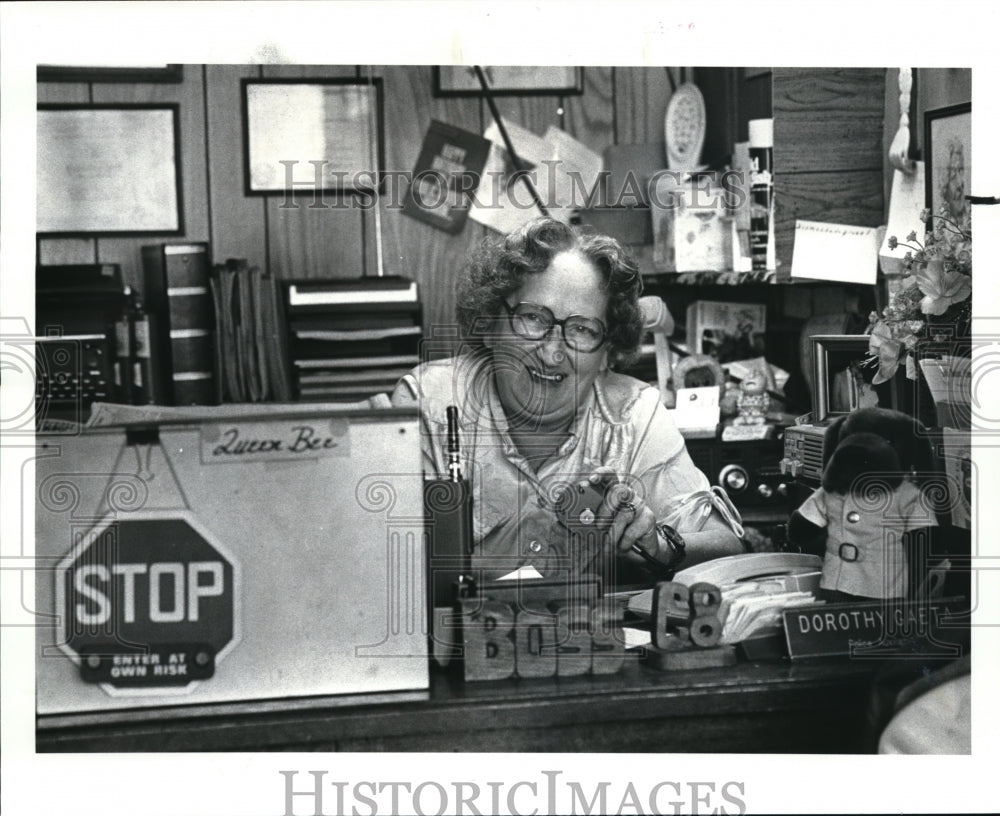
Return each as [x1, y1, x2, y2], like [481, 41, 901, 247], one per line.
[448, 554, 825, 681]
[34, 247, 427, 427]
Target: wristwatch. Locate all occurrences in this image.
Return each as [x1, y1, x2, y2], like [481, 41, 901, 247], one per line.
[655, 523, 687, 574]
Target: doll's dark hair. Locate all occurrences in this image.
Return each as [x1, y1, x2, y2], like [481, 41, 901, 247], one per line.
[821, 407, 937, 494]
[455, 217, 644, 368]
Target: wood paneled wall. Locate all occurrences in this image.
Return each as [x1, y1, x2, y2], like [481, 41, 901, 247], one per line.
[38, 66, 898, 334]
[37, 65, 681, 339]
[772, 68, 887, 278]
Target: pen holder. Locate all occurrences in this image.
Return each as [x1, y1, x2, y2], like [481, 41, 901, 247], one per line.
[424, 478, 474, 667]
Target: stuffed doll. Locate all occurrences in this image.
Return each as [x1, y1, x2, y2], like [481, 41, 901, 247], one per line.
[734, 368, 770, 426]
[787, 407, 939, 600]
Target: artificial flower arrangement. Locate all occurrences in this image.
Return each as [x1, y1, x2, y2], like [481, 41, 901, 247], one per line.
[867, 208, 972, 384]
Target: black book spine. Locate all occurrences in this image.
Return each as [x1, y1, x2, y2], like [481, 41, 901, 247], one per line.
[142, 243, 218, 405]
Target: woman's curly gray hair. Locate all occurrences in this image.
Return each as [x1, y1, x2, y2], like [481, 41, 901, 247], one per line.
[456, 217, 644, 368]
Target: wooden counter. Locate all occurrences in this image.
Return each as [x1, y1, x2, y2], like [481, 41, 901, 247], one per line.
[37, 657, 884, 753]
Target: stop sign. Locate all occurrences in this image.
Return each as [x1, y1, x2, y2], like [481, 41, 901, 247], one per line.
[55, 511, 239, 691]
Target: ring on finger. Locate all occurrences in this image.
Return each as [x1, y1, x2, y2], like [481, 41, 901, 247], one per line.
[618, 500, 638, 514]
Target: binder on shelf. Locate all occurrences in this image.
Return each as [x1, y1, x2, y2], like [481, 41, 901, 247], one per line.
[141, 242, 218, 406]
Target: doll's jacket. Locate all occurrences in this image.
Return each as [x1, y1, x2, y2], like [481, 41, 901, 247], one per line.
[796, 480, 937, 598]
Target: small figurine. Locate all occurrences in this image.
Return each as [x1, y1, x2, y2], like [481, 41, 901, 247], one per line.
[733, 369, 769, 426]
[787, 407, 940, 600]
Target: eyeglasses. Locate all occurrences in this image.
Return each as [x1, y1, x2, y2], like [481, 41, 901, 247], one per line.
[502, 301, 607, 353]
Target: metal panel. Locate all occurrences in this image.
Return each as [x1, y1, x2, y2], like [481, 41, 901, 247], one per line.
[36, 408, 428, 714]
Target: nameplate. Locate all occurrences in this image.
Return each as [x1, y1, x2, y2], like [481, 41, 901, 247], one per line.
[199, 419, 350, 464]
[783, 598, 967, 660]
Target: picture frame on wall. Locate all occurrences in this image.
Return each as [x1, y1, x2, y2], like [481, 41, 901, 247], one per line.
[36, 64, 184, 83]
[812, 335, 887, 422]
[924, 102, 972, 225]
[37, 103, 183, 236]
[242, 78, 384, 195]
[433, 66, 584, 97]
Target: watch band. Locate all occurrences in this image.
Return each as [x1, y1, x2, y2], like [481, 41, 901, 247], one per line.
[655, 523, 687, 573]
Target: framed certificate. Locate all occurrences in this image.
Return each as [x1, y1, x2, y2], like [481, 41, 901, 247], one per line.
[433, 66, 583, 97]
[37, 104, 183, 236]
[242, 78, 384, 195]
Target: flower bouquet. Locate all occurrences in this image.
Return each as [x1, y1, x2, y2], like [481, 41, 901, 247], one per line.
[866, 209, 971, 385]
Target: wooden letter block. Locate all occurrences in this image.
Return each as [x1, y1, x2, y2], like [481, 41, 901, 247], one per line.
[589, 607, 625, 676]
[514, 611, 558, 678]
[688, 582, 722, 616]
[689, 614, 722, 647]
[651, 582, 681, 649]
[462, 599, 515, 682]
[553, 604, 592, 677]
[661, 581, 692, 618]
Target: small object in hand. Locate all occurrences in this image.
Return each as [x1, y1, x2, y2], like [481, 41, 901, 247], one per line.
[554, 476, 619, 528]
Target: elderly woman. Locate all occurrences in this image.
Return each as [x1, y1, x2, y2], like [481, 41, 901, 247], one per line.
[392, 217, 743, 581]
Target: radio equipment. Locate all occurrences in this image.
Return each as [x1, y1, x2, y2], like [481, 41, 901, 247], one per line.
[685, 436, 791, 520]
[36, 264, 129, 422]
[778, 423, 827, 486]
[35, 335, 116, 424]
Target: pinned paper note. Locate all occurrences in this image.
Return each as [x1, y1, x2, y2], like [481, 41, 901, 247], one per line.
[790, 220, 881, 284]
[470, 121, 604, 234]
[880, 162, 926, 277]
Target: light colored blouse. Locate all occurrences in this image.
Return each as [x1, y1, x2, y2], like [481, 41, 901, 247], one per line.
[392, 350, 713, 578]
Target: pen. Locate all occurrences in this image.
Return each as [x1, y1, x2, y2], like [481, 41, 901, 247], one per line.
[631, 542, 665, 570]
[446, 405, 462, 483]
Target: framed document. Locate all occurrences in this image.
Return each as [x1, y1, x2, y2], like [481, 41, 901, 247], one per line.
[434, 66, 583, 97]
[924, 102, 972, 225]
[37, 104, 183, 236]
[242, 78, 384, 195]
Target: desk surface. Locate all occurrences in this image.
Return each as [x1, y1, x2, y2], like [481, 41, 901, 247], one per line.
[37, 657, 889, 753]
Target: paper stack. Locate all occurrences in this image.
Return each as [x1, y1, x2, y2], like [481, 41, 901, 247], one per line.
[716, 581, 817, 645]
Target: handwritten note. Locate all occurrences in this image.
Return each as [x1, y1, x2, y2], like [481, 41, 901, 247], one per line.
[790, 220, 881, 284]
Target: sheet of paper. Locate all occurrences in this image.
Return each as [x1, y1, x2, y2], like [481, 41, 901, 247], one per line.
[496, 565, 544, 581]
[470, 120, 603, 233]
[543, 125, 604, 223]
[790, 220, 880, 284]
[623, 627, 652, 650]
[667, 386, 721, 433]
[880, 162, 926, 277]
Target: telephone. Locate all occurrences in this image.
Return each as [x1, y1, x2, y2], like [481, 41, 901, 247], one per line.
[673, 552, 822, 589]
[626, 552, 822, 618]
